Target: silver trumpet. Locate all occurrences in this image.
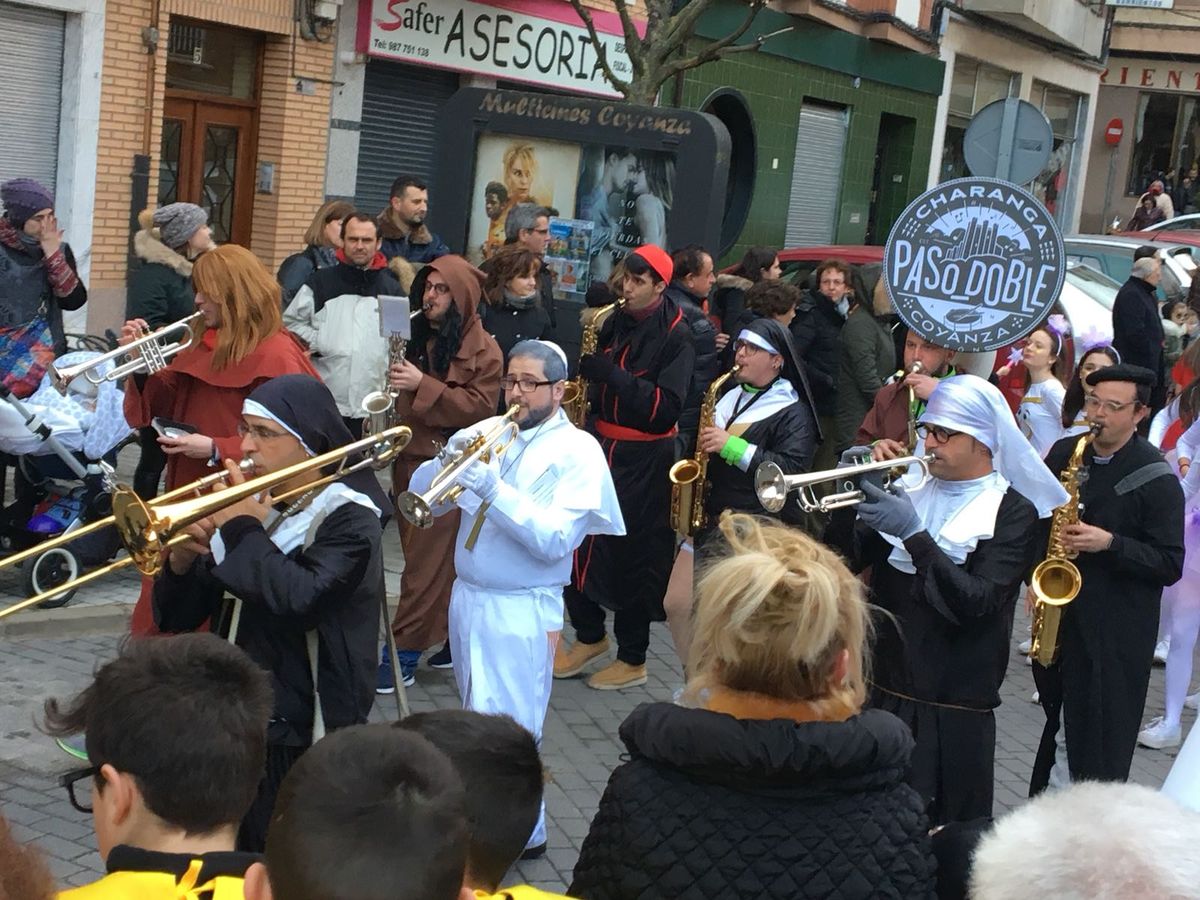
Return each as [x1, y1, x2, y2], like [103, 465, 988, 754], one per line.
[755, 454, 935, 515]
[50, 312, 207, 394]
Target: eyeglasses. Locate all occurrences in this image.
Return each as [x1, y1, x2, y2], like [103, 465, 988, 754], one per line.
[237, 422, 291, 441]
[533, 228, 550, 236]
[501, 376, 557, 393]
[424, 281, 451, 296]
[916, 423, 964, 443]
[733, 340, 765, 355]
[1083, 395, 1140, 414]
[59, 765, 100, 814]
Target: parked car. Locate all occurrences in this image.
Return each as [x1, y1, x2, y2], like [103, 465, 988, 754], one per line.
[1064, 235, 1195, 304]
[1140, 212, 1200, 234]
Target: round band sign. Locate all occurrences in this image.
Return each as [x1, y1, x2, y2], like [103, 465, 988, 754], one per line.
[883, 177, 1064, 353]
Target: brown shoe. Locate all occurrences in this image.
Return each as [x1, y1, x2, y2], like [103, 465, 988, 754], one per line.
[554, 636, 610, 678]
[586, 660, 648, 691]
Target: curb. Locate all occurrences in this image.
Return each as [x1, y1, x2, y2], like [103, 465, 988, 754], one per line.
[0, 602, 131, 640]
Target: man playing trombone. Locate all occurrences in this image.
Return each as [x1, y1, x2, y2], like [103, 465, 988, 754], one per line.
[825, 375, 1065, 826]
[404, 340, 623, 855]
[856, 328, 957, 457]
[152, 374, 390, 852]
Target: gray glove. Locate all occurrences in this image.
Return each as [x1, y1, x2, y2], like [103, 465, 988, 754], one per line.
[856, 480, 922, 540]
[839, 446, 873, 469]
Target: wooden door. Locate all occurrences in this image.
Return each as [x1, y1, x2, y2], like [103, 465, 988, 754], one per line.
[159, 98, 255, 246]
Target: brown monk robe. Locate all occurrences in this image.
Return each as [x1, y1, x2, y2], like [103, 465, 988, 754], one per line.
[388, 254, 502, 656]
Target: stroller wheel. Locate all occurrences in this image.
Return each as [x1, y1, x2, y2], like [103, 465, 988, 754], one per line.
[23, 547, 80, 609]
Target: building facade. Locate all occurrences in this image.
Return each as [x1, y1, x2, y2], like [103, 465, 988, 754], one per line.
[926, 0, 1107, 234]
[1, 0, 338, 335]
[1080, 0, 1200, 232]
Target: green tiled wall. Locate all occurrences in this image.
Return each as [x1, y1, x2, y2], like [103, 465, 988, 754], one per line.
[680, 49, 939, 263]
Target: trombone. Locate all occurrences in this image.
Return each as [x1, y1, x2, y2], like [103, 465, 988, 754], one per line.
[397, 405, 520, 529]
[755, 454, 934, 515]
[0, 425, 413, 621]
[49, 312, 207, 394]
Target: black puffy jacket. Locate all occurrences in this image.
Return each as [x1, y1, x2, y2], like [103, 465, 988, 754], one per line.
[664, 282, 719, 457]
[790, 289, 846, 418]
[570, 702, 936, 900]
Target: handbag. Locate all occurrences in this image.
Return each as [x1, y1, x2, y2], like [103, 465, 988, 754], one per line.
[0, 310, 55, 398]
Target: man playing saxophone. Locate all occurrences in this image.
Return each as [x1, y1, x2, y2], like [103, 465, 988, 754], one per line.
[825, 375, 1065, 826]
[1030, 364, 1183, 793]
[662, 317, 819, 666]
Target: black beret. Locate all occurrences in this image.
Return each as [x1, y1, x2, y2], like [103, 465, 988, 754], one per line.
[1085, 363, 1157, 387]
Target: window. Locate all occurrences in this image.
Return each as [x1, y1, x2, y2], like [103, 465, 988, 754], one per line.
[1031, 80, 1083, 225]
[1127, 93, 1200, 197]
[939, 57, 1018, 183]
[165, 20, 259, 100]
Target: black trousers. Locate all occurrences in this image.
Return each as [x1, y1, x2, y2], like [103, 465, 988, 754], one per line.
[564, 584, 651, 666]
[133, 427, 167, 499]
[1029, 660, 1064, 797]
[238, 742, 307, 852]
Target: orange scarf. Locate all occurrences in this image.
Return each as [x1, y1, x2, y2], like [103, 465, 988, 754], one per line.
[702, 686, 855, 725]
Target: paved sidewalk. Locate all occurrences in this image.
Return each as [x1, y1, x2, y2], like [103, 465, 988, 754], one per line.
[1, 613, 1192, 892]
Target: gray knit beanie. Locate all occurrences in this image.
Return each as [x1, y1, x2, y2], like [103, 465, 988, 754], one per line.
[153, 202, 208, 250]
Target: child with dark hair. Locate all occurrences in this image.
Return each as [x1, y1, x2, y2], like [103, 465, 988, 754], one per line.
[243, 724, 471, 900]
[396, 710, 561, 897]
[45, 633, 273, 899]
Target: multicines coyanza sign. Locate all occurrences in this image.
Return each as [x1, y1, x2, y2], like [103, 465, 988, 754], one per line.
[884, 178, 1065, 353]
[360, 0, 634, 98]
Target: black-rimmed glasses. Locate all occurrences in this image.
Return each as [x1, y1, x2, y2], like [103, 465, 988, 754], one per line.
[501, 376, 557, 393]
[59, 765, 100, 814]
[916, 423, 964, 443]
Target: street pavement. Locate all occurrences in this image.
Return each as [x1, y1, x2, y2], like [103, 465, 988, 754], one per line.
[0, 448, 1193, 891]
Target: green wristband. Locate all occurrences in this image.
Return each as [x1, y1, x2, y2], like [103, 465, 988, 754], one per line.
[719, 435, 749, 464]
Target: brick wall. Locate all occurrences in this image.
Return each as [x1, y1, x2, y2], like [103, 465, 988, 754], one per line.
[88, 0, 334, 334]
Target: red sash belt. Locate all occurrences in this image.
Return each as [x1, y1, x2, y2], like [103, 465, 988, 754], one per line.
[595, 420, 677, 442]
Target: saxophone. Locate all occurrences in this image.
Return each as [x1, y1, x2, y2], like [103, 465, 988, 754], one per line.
[1029, 426, 1097, 666]
[362, 323, 414, 436]
[668, 366, 739, 537]
[564, 301, 621, 428]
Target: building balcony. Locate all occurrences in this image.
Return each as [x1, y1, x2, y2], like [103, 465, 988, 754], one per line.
[959, 0, 1106, 57]
[773, 0, 938, 53]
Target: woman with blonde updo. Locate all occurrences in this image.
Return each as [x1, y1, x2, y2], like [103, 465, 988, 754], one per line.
[570, 514, 937, 900]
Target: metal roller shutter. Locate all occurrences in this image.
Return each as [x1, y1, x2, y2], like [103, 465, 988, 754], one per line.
[355, 62, 460, 216]
[785, 103, 848, 247]
[0, 2, 64, 189]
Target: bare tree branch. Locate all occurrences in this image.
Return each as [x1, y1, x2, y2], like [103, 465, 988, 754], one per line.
[665, 23, 793, 79]
[566, 0, 629, 94]
[659, 0, 722, 52]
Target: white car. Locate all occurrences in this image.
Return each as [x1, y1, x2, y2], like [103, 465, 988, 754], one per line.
[1143, 213, 1200, 234]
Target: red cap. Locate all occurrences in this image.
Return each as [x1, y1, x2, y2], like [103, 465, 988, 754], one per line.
[630, 244, 674, 285]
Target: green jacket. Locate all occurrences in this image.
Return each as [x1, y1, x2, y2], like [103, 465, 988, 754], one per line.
[128, 227, 195, 327]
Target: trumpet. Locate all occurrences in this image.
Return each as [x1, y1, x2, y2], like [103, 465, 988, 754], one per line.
[397, 405, 521, 529]
[755, 454, 934, 515]
[0, 424, 413, 621]
[49, 312, 207, 394]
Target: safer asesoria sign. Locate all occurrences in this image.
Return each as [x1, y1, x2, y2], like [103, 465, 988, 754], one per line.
[360, 0, 633, 98]
[883, 178, 1064, 353]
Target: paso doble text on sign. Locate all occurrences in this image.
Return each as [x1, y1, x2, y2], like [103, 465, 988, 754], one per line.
[367, 0, 631, 97]
[883, 177, 1064, 353]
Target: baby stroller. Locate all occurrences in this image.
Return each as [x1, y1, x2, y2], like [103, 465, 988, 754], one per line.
[0, 345, 134, 609]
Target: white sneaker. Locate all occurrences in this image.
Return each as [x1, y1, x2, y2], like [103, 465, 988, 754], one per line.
[1018, 638, 1032, 655]
[1154, 639, 1171, 665]
[1138, 716, 1182, 750]
[1186, 692, 1199, 711]
[1030, 690, 1040, 704]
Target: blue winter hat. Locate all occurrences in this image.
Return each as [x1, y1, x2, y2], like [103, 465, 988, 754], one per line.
[1, 178, 54, 226]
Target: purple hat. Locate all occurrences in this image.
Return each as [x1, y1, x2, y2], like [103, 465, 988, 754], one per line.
[1, 178, 54, 227]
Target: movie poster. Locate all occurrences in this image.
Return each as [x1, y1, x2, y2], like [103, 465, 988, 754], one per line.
[575, 145, 677, 285]
[467, 134, 583, 264]
[543, 217, 593, 299]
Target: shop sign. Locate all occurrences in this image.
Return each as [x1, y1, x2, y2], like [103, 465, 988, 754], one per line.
[1101, 59, 1200, 93]
[884, 177, 1064, 353]
[1106, 0, 1174, 7]
[360, 0, 634, 98]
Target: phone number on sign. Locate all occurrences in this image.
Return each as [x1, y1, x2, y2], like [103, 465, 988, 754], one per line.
[376, 40, 430, 58]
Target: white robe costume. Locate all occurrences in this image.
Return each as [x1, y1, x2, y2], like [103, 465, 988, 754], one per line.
[409, 407, 624, 846]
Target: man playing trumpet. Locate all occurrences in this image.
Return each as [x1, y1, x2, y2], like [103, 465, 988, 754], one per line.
[857, 328, 957, 457]
[153, 374, 391, 851]
[405, 340, 623, 855]
[826, 375, 1065, 825]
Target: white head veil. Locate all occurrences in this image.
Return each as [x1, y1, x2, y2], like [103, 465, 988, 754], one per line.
[922, 375, 1069, 518]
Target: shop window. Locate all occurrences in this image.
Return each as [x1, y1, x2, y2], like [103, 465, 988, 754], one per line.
[166, 19, 259, 100]
[1127, 93, 1200, 197]
[939, 56, 1018, 183]
[1031, 80, 1082, 225]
